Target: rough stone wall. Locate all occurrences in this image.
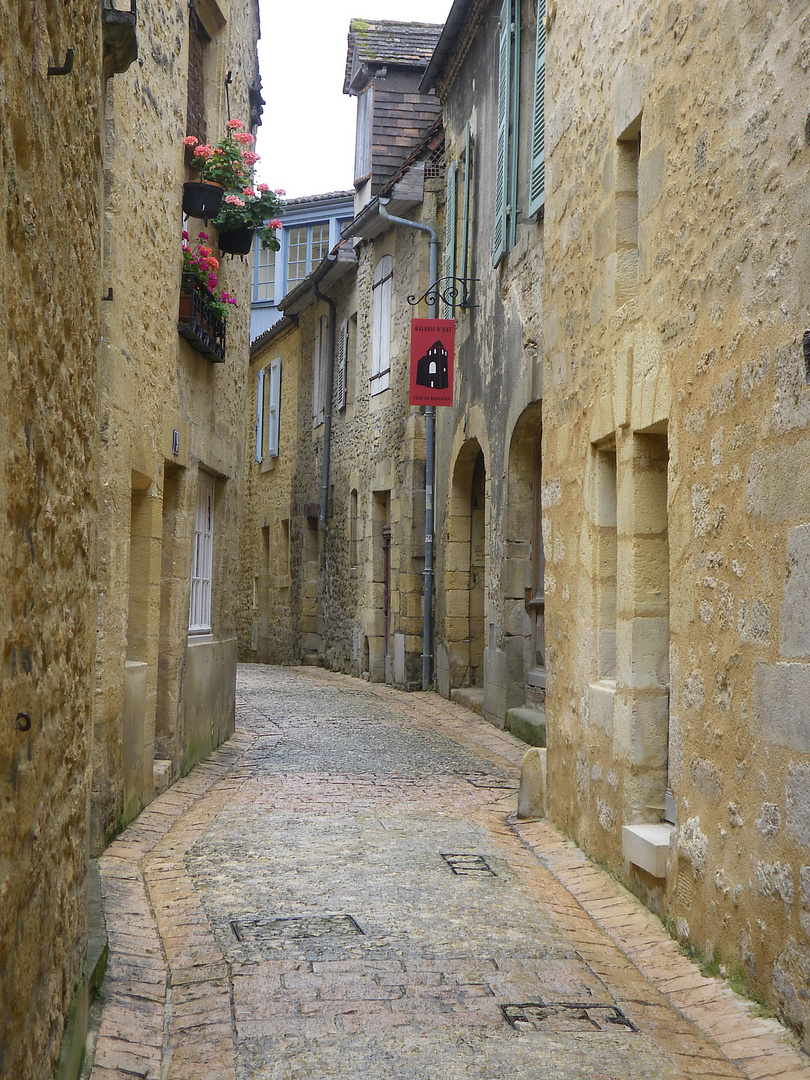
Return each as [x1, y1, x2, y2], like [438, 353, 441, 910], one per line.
[0, 1, 102, 1075]
[433, 0, 545, 724]
[543, 0, 810, 1042]
[92, 0, 258, 848]
[240, 322, 301, 664]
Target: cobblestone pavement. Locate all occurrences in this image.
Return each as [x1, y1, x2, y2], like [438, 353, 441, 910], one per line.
[87, 665, 810, 1080]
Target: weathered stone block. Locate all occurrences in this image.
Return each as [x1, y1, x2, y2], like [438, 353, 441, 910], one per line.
[780, 524, 810, 658]
[517, 747, 547, 819]
[753, 663, 810, 753]
[508, 705, 547, 747]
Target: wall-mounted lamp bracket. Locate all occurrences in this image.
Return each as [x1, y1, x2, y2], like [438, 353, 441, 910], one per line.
[407, 275, 479, 312]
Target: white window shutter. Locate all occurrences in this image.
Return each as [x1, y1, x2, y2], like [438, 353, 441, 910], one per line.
[528, 0, 546, 217]
[255, 367, 265, 462]
[493, 0, 511, 266]
[336, 320, 348, 410]
[371, 256, 392, 394]
[267, 358, 281, 457]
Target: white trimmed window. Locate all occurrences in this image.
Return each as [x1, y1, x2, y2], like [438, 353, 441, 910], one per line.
[371, 255, 392, 395]
[254, 241, 276, 303]
[189, 473, 214, 633]
[255, 358, 281, 461]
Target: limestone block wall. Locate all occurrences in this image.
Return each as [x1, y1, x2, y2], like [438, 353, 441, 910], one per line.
[433, 0, 545, 724]
[240, 321, 301, 663]
[92, 0, 257, 848]
[543, 0, 810, 1042]
[0, 1, 102, 1075]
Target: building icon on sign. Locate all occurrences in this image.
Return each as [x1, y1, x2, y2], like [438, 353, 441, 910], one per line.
[415, 339, 450, 389]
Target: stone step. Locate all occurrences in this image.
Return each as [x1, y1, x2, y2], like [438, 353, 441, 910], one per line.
[450, 685, 485, 716]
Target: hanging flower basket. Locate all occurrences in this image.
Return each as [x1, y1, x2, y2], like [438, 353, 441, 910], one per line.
[182, 180, 224, 220]
[217, 227, 255, 256]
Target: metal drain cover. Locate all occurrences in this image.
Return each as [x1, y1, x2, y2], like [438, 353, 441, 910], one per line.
[230, 914, 364, 943]
[440, 853, 497, 876]
[501, 1002, 636, 1033]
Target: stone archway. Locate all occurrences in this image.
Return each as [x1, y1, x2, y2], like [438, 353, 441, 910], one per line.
[446, 439, 487, 690]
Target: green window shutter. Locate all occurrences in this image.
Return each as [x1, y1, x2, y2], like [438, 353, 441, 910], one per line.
[461, 123, 472, 285]
[443, 160, 457, 319]
[528, 0, 546, 217]
[493, 0, 511, 266]
[508, 0, 520, 252]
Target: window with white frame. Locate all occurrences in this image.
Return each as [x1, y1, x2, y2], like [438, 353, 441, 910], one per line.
[254, 242, 276, 303]
[314, 315, 328, 426]
[371, 255, 392, 395]
[286, 223, 332, 291]
[189, 473, 214, 633]
[255, 358, 281, 461]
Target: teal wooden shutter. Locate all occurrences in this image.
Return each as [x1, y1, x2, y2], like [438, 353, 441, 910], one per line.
[493, 0, 511, 266]
[443, 160, 456, 318]
[508, 0, 520, 252]
[461, 123, 471, 286]
[528, 0, 546, 217]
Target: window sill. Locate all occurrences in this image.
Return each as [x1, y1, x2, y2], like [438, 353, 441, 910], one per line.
[622, 823, 674, 879]
[188, 630, 213, 645]
[260, 456, 277, 474]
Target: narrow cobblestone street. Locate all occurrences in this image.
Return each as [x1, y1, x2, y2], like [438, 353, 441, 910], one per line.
[86, 666, 810, 1080]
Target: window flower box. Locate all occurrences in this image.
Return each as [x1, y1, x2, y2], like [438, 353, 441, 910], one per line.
[178, 272, 226, 362]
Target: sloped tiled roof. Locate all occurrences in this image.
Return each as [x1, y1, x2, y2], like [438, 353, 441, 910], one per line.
[284, 190, 355, 207]
[344, 19, 443, 93]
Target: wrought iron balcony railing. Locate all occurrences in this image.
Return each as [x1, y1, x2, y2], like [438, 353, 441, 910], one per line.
[178, 273, 226, 363]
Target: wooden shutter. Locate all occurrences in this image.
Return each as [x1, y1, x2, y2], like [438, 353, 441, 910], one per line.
[371, 256, 392, 394]
[336, 319, 348, 410]
[267, 358, 281, 457]
[493, 0, 511, 266]
[461, 124, 472, 285]
[255, 367, 265, 462]
[528, 0, 547, 217]
[443, 160, 456, 319]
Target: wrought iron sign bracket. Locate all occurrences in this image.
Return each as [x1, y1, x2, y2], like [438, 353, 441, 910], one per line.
[407, 275, 479, 312]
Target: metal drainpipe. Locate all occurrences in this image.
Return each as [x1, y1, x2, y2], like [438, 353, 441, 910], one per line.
[312, 267, 337, 530]
[378, 198, 439, 691]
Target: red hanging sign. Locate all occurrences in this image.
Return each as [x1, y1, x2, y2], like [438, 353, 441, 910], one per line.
[409, 319, 455, 407]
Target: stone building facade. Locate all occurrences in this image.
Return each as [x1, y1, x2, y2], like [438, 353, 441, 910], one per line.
[92, 0, 260, 850]
[241, 23, 445, 689]
[421, 0, 547, 737]
[1, 0, 260, 1073]
[0, 2, 102, 1076]
[541, 0, 810, 1046]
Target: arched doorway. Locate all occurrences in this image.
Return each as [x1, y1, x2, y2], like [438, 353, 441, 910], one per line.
[446, 440, 486, 690]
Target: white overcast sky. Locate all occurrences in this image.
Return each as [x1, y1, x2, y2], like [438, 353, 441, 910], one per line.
[254, 0, 453, 199]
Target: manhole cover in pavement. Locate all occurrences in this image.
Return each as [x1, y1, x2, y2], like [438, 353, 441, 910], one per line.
[500, 1002, 636, 1033]
[230, 914, 364, 943]
[440, 853, 497, 876]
